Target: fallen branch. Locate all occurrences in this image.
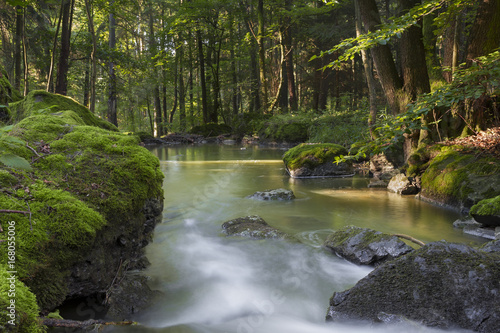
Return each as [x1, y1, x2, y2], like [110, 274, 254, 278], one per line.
[393, 233, 426, 247]
[41, 318, 135, 328]
[0, 209, 30, 214]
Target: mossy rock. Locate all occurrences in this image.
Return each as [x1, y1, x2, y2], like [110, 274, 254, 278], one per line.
[470, 196, 500, 227]
[283, 143, 353, 178]
[7, 90, 117, 132]
[420, 148, 500, 209]
[0, 95, 164, 316]
[189, 123, 232, 137]
[0, 65, 23, 123]
[0, 265, 44, 333]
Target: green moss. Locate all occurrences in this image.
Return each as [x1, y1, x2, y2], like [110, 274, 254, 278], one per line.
[0, 91, 164, 313]
[258, 115, 310, 143]
[420, 148, 500, 207]
[470, 196, 500, 216]
[8, 90, 117, 131]
[283, 143, 348, 170]
[0, 170, 17, 187]
[0, 265, 45, 333]
[0, 182, 105, 310]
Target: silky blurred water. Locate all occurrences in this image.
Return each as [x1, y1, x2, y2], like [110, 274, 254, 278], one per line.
[105, 144, 481, 333]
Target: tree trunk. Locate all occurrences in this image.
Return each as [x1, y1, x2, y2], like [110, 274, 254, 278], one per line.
[148, 2, 163, 136]
[355, 0, 378, 139]
[55, 0, 74, 95]
[14, 5, 22, 91]
[441, 14, 459, 83]
[284, 0, 297, 112]
[466, 0, 500, 66]
[107, 1, 117, 126]
[22, 8, 28, 96]
[47, 0, 64, 92]
[196, 29, 208, 124]
[358, 0, 403, 115]
[84, 0, 97, 113]
[257, 0, 269, 111]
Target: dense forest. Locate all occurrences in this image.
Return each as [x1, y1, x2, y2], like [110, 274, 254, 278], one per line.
[1, 0, 499, 154]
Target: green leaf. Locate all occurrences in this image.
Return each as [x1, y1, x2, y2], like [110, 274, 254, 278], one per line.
[0, 153, 33, 171]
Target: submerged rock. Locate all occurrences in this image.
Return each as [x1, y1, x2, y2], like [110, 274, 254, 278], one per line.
[283, 143, 353, 178]
[323, 226, 414, 266]
[222, 215, 290, 240]
[247, 188, 295, 200]
[387, 173, 419, 195]
[326, 241, 500, 333]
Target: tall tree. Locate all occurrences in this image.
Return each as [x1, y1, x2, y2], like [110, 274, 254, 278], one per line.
[55, 0, 75, 95]
[107, 0, 117, 126]
[84, 0, 97, 113]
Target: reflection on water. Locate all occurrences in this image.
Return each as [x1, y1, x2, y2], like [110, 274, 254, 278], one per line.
[106, 144, 480, 333]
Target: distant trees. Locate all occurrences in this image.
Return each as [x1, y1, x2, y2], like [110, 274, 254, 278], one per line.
[0, 0, 497, 142]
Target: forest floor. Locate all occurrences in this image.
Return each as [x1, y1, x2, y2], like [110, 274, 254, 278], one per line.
[441, 126, 500, 158]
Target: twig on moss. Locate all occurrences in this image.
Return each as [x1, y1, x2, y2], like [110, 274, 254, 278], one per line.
[41, 318, 135, 328]
[0, 205, 33, 230]
[25, 143, 41, 157]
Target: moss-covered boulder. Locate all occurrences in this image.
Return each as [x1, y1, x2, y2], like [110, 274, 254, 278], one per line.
[326, 241, 500, 333]
[417, 147, 500, 210]
[7, 90, 117, 132]
[470, 196, 500, 227]
[0, 265, 44, 333]
[0, 92, 163, 327]
[324, 226, 414, 266]
[221, 216, 291, 240]
[283, 143, 353, 178]
[0, 66, 23, 122]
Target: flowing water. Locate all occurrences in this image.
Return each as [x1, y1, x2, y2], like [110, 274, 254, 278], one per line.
[108, 144, 484, 333]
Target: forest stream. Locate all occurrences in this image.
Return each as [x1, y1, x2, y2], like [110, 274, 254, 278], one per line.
[106, 144, 485, 333]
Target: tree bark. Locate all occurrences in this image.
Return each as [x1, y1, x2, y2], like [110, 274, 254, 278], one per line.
[107, 1, 118, 126]
[148, 1, 163, 136]
[466, 0, 500, 66]
[257, 0, 269, 111]
[196, 29, 208, 124]
[284, 0, 297, 112]
[84, 0, 97, 113]
[55, 0, 74, 95]
[14, 5, 22, 91]
[355, 0, 378, 139]
[358, 0, 403, 115]
[47, 0, 64, 92]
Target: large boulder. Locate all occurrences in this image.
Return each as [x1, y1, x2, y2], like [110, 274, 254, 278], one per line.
[323, 226, 414, 266]
[470, 195, 500, 227]
[283, 143, 353, 178]
[222, 216, 290, 240]
[0, 92, 164, 318]
[387, 173, 419, 195]
[326, 241, 500, 333]
[247, 188, 295, 200]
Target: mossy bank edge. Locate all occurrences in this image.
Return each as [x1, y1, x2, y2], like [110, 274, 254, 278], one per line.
[0, 90, 164, 332]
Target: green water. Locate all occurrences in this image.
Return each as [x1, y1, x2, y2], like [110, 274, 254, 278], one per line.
[107, 144, 481, 333]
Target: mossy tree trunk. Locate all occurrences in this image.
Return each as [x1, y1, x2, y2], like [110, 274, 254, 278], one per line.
[466, 0, 500, 66]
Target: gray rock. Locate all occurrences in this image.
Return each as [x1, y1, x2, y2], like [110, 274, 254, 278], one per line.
[106, 273, 159, 320]
[247, 188, 295, 201]
[287, 162, 354, 178]
[387, 173, 419, 195]
[221, 215, 290, 239]
[480, 239, 500, 253]
[326, 241, 500, 333]
[323, 226, 414, 266]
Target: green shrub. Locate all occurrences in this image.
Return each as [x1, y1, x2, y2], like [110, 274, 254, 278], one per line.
[258, 114, 310, 143]
[190, 123, 232, 137]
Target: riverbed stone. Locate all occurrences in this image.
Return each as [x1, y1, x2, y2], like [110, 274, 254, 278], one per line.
[323, 226, 414, 266]
[221, 215, 290, 239]
[283, 143, 353, 178]
[247, 188, 295, 200]
[326, 241, 500, 333]
[387, 173, 419, 195]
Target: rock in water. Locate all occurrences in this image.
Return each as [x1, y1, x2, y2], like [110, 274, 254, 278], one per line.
[247, 188, 295, 200]
[387, 173, 419, 195]
[326, 241, 500, 333]
[324, 225, 414, 266]
[283, 143, 353, 178]
[221, 215, 290, 240]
